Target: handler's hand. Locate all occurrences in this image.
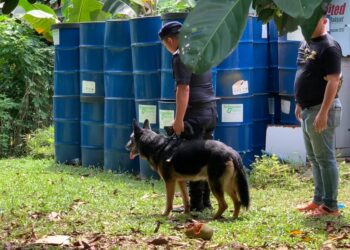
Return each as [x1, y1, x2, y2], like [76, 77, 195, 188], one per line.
[173, 119, 184, 136]
[313, 111, 328, 133]
[295, 104, 302, 122]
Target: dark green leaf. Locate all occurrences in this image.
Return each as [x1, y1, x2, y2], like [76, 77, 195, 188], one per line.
[272, 0, 322, 19]
[179, 0, 252, 73]
[300, 3, 324, 41]
[28, 0, 36, 3]
[257, 8, 274, 23]
[61, 0, 70, 18]
[253, 0, 273, 9]
[66, 0, 107, 22]
[3, 0, 20, 14]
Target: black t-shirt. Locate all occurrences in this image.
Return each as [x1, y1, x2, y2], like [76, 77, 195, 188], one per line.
[294, 34, 342, 109]
[172, 50, 215, 104]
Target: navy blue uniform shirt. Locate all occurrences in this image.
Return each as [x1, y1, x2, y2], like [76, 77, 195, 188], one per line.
[172, 50, 215, 104]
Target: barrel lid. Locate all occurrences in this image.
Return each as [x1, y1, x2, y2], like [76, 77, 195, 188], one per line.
[79, 21, 106, 24]
[106, 19, 129, 23]
[51, 23, 80, 30]
[130, 15, 161, 21]
[161, 12, 188, 21]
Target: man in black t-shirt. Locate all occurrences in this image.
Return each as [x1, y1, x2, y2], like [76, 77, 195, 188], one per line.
[294, 15, 342, 217]
[159, 21, 217, 212]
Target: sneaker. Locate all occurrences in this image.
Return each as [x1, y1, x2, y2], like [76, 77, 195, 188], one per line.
[306, 205, 340, 217]
[296, 202, 319, 212]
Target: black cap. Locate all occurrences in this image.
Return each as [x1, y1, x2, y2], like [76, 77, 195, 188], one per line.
[158, 21, 182, 40]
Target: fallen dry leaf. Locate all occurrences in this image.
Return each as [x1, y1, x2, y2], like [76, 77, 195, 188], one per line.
[47, 212, 61, 222]
[289, 230, 305, 237]
[35, 235, 70, 245]
[29, 211, 45, 220]
[326, 221, 336, 234]
[149, 236, 169, 246]
[69, 199, 87, 210]
[141, 193, 161, 200]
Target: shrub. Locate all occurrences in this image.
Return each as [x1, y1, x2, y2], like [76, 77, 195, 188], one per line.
[26, 126, 54, 159]
[249, 154, 300, 189]
[0, 16, 53, 157]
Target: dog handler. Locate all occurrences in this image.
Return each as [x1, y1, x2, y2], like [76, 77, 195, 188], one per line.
[295, 14, 342, 217]
[158, 21, 217, 212]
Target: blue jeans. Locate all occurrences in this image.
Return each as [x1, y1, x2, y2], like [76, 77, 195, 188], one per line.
[301, 98, 342, 210]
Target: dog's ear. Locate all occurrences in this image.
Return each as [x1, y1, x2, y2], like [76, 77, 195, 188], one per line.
[143, 119, 151, 130]
[132, 119, 142, 134]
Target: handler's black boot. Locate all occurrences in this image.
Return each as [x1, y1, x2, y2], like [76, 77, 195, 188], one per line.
[202, 182, 212, 209]
[189, 181, 204, 212]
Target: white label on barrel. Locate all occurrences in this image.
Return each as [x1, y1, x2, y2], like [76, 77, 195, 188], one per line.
[268, 97, 275, 115]
[232, 80, 249, 95]
[139, 105, 157, 124]
[222, 104, 243, 123]
[262, 24, 268, 39]
[159, 110, 174, 129]
[287, 27, 304, 41]
[52, 29, 59, 45]
[281, 99, 291, 114]
[82, 80, 96, 94]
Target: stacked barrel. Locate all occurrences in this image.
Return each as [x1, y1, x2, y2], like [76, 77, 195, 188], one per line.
[52, 24, 81, 164]
[267, 21, 280, 124]
[252, 17, 270, 158]
[214, 17, 254, 166]
[130, 16, 162, 179]
[80, 22, 106, 167]
[104, 20, 138, 173]
[52, 17, 304, 171]
[278, 29, 303, 125]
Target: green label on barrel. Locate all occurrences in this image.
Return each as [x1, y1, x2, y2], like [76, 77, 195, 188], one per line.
[139, 105, 157, 124]
[159, 110, 174, 129]
[222, 104, 243, 123]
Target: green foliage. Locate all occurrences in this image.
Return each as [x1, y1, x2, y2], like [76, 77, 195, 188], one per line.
[179, 0, 252, 73]
[156, 0, 196, 14]
[103, 0, 196, 18]
[65, 0, 110, 22]
[249, 154, 299, 189]
[0, 158, 349, 248]
[180, 0, 331, 73]
[26, 126, 54, 159]
[0, 16, 53, 157]
[0, 95, 19, 157]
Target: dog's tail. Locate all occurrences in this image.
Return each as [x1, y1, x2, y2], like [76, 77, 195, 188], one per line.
[232, 154, 250, 209]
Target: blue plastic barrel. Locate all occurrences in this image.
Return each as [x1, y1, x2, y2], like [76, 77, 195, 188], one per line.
[104, 20, 139, 173]
[279, 94, 299, 125]
[278, 31, 302, 95]
[214, 97, 253, 152]
[80, 22, 105, 167]
[252, 17, 269, 94]
[267, 21, 279, 93]
[158, 100, 176, 135]
[130, 16, 162, 179]
[160, 13, 187, 100]
[216, 17, 270, 97]
[267, 94, 281, 124]
[130, 16, 161, 100]
[52, 23, 80, 164]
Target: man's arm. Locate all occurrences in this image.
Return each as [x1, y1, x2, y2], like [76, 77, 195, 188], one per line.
[313, 73, 341, 133]
[173, 84, 189, 135]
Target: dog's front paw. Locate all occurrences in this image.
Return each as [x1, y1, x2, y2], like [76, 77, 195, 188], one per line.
[162, 208, 172, 217]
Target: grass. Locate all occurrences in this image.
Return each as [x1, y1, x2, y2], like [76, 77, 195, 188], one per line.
[0, 158, 349, 249]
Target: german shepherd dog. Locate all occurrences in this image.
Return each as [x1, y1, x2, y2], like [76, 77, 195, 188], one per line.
[125, 119, 250, 219]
